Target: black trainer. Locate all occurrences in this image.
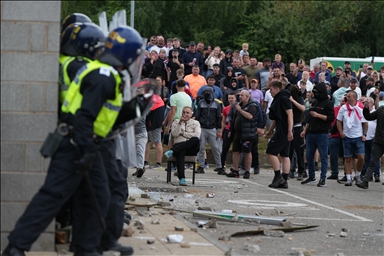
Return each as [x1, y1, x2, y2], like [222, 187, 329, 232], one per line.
[100, 241, 133, 256]
[195, 167, 205, 174]
[337, 176, 347, 184]
[226, 169, 239, 178]
[327, 175, 338, 180]
[356, 180, 369, 189]
[297, 173, 303, 181]
[269, 176, 287, 188]
[374, 175, 380, 183]
[303, 171, 308, 178]
[254, 166, 260, 174]
[216, 168, 227, 175]
[136, 167, 145, 178]
[317, 179, 326, 187]
[243, 171, 250, 179]
[301, 177, 316, 185]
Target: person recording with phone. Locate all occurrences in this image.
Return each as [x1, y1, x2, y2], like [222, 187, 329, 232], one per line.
[167, 48, 184, 87]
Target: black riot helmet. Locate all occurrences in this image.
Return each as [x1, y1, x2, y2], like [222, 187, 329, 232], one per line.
[61, 13, 92, 33]
[60, 22, 105, 59]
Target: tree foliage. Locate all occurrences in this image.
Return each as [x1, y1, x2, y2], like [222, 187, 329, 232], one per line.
[61, 0, 383, 64]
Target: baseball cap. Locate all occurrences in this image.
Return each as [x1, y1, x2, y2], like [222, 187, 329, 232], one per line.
[350, 77, 358, 83]
[345, 61, 351, 64]
[367, 65, 373, 70]
[336, 66, 343, 71]
[227, 66, 233, 71]
[366, 76, 374, 82]
[189, 41, 196, 46]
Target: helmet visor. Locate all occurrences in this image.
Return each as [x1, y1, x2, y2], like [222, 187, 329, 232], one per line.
[127, 38, 147, 86]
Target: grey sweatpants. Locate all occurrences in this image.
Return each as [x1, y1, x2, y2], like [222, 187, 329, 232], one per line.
[197, 128, 222, 168]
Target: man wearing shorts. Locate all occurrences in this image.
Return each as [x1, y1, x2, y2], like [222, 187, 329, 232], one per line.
[265, 81, 293, 188]
[226, 90, 260, 179]
[337, 90, 367, 186]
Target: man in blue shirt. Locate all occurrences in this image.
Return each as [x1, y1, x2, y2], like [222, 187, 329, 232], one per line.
[197, 75, 223, 101]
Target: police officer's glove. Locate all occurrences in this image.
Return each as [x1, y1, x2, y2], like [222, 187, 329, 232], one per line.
[75, 152, 96, 173]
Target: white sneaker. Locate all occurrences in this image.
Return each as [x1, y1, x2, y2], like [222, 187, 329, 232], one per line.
[238, 168, 246, 176]
[250, 167, 255, 174]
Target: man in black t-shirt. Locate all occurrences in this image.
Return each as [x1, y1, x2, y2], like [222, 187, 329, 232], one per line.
[167, 49, 184, 87]
[231, 58, 248, 89]
[265, 81, 293, 188]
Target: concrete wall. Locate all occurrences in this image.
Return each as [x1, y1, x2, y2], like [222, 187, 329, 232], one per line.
[1, 1, 61, 251]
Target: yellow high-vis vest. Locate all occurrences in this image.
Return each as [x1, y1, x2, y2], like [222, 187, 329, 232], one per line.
[61, 60, 122, 138]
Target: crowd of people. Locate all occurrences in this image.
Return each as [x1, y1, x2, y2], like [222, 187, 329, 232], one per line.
[138, 34, 384, 190]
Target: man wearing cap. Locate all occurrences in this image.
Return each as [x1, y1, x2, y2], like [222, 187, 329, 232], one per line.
[255, 58, 272, 94]
[366, 76, 376, 98]
[344, 61, 357, 77]
[347, 77, 362, 100]
[212, 63, 224, 87]
[359, 65, 374, 96]
[182, 41, 204, 76]
[330, 66, 344, 95]
[244, 57, 259, 88]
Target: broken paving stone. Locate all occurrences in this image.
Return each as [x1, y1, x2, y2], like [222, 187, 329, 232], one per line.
[175, 226, 184, 231]
[151, 219, 160, 224]
[121, 226, 133, 237]
[197, 206, 212, 211]
[147, 239, 155, 244]
[340, 232, 348, 237]
[243, 244, 260, 253]
[180, 242, 191, 248]
[206, 220, 218, 228]
[128, 196, 136, 201]
[166, 234, 184, 243]
[141, 194, 150, 199]
[263, 230, 285, 237]
[157, 201, 171, 207]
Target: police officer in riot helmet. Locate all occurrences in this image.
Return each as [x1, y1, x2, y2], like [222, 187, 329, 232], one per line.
[3, 26, 155, 256]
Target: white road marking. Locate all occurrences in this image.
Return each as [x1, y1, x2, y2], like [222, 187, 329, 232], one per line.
[228, 199, 308, 208]
[243, 179, 373, 222]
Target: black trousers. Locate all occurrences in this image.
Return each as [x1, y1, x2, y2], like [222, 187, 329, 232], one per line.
[221, 129, 233, 168]
[99, 139, 127, 247]
[251, 136, 259, 168]
[8, 136, 109, 252]
[172, 137, 200, 179]
[289, 126, 305, 174]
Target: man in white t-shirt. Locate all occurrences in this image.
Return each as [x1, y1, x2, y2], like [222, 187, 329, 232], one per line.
[263, 89, 273, 130]
[337, 90, 368, 186]
[347, 77, 362, 100]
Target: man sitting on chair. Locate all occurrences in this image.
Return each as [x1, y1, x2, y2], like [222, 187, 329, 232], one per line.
[164, 106, 201, 186]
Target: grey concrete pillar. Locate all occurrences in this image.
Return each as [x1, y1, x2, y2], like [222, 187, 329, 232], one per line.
[1, 1, 61, 251]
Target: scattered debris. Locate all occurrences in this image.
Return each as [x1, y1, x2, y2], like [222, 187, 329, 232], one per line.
[336, 253, 345, 256]
[169, 198, 174, 202]
[221, 210, 233, 214]
[169, 211, 176, 215]
[206, 220, 218, 228]
[341, 228, 348, 232]
[176, 187, 187, 192]
[166, 234, 184, 243]
[288, 237, 293, 241]
[326, 233, 336, 237]
[128, 196, 136, 201]
[234, 191, 238, 193]
[197, 206, 212, 211]
[141, 194, 150, 199]
[340, 232, 347, 237]
[263, 229, 285, 237]
[134, 220, 145, 230]
[190, 228, 198, 232]
[281, 221, 293, 227]
[121, 226, 133, 237]
[218, 236, 231, 241]
[225, 248, 233, 256]
[193, 210, 286, 225]
[206, 193, 215, 198]
[197, 220, 208, 227]
[151, 219, 160, 225]
[180, 242, 191, 248]
[147, 239, 155, 244]
[363, 233, 371, 236]
[157, 201, 171, 207]
[231, 226, 319, 237]
[243, 244, 260, 253]
[175, 226, 184, 231]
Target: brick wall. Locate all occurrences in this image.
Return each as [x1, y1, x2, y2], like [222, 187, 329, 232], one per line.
[1, 1, 61, 251]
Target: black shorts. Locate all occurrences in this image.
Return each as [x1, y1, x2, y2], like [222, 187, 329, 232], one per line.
[232, 132, 253, 153]
[266, 133, 290, 157]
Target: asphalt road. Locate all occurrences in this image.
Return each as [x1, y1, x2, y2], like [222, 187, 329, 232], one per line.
[129, 166, 384, 256]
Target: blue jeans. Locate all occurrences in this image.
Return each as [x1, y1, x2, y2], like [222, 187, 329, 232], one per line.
[362, 139, 380, 176]
[306, 133, 329, 180]
[329, 137, 341, 176]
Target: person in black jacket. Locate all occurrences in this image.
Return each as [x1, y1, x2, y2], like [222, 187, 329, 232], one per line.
[219, 49, 233, 76]
[265, 81, 293, 188]
[300, 82, 334, 187]
[226, 90, 260, 179]
[143, 49, 167, 82]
